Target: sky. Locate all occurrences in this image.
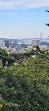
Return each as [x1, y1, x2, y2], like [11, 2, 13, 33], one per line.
[0, 0, 49, 39]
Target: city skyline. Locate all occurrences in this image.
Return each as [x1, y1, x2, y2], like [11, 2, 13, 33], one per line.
[0, 0, 49, 39]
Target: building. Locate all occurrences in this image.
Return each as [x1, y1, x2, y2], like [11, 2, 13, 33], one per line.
[0, 40, 5, 48]
[32, 39, 40, 48]
[39, 45, 48, 50]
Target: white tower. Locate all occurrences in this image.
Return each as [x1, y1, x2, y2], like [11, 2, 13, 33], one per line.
[40, 32, 42, 43]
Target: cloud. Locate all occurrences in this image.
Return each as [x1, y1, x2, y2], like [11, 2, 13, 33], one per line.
[0, 0, 49, 9]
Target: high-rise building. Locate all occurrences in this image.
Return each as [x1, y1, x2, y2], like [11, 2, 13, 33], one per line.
[32, 39, 40, 47]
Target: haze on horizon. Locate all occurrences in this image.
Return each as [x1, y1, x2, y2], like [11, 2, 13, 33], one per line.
[0, 0, 49, 39]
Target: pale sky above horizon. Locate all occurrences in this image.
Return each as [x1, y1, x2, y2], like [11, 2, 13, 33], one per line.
[0, 0, 49, 39]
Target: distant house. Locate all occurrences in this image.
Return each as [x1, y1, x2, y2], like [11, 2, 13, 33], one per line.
[39, 45, 48, 50]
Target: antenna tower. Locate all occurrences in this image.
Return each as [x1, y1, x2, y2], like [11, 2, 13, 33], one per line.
[40, 32, 42, 44]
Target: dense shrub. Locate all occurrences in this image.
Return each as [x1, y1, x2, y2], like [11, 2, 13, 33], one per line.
[0, 56, 49, 111]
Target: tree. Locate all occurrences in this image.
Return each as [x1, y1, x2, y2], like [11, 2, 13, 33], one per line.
[0, 57, 49, 110]
[0, 49, 15, 67]
[0, 49, 8, 67]
[7, 56, 15, 66]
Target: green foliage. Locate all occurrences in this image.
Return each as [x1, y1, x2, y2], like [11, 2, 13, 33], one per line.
[0, 56, 49, 111]
[0, 48, 49, 110]
[0, 49, 8, 57]
[7, 56, 15, 66]
[0, 49, 15, 67]
[9, 49, 34, 63]
[46, 24, 49, 26]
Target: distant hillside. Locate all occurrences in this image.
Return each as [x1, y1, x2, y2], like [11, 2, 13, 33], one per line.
[0, 38, 49, 45]
[0, 38, 18, 42]
[40, 42, 49, 46]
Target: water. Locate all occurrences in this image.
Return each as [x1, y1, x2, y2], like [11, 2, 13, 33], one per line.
[0, 38, 49, 44]
[26, 38, 49, 44]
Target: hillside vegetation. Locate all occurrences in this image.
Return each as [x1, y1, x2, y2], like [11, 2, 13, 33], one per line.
[0, 48, 49, 111]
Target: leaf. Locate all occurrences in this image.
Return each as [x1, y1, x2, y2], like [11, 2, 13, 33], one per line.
[46, 24, 49, 26]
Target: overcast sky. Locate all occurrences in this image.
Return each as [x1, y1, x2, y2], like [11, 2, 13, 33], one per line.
[0, 0, 49, 39]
